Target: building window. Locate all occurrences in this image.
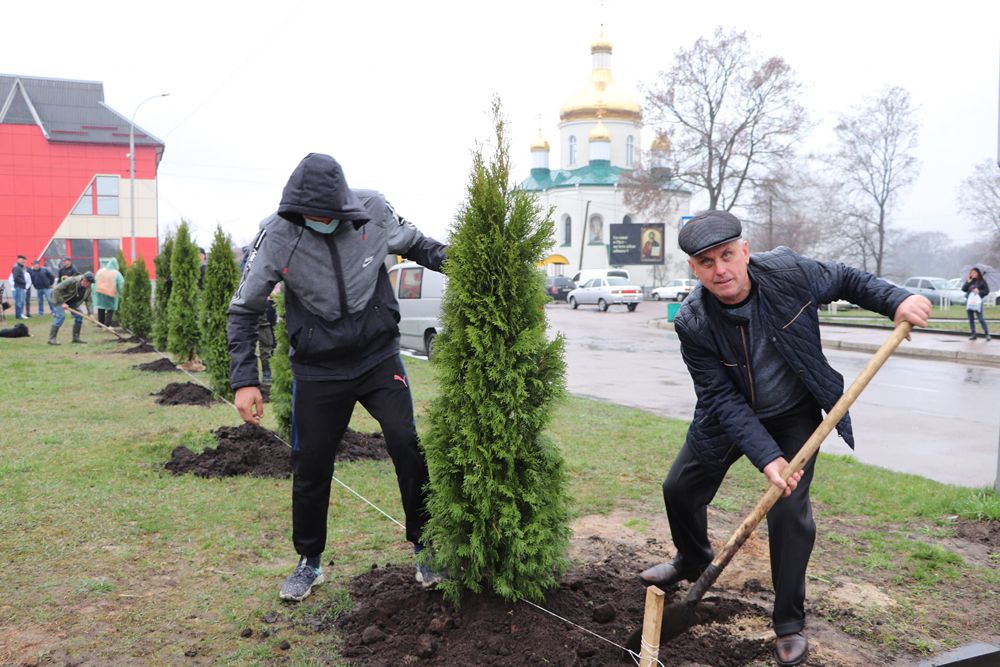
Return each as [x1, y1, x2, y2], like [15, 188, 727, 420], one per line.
[568, 136, 577, 166]
[626, 135, 635, 166]
[72, 175, 120, 216]
[562, 215, 572, 245]
[623, 214, 633, 225]
[588, 214, 604, 244]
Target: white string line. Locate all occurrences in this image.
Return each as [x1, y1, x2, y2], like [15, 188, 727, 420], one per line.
[518, 598, 662, 666]
[94, 320, 657, 664]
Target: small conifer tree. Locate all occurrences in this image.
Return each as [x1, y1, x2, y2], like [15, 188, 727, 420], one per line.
[115, 248, 128, 272]
[270, 292, 293, 439]
[120, 258, 153, 339]
[167, 221, 202, 365]
[423, 100, 569, 604]
[152, 233, 174, 350]
[200, 226, 241, 398]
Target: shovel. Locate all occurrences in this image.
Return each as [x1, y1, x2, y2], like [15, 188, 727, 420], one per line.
[626, 321, 912, 652]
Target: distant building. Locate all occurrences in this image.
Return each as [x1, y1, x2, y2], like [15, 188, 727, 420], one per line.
[0, 74, 165, 276]
[519, 30, 690, 287]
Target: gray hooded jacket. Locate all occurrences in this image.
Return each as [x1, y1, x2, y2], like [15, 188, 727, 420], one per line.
[227, 154, 446, 388]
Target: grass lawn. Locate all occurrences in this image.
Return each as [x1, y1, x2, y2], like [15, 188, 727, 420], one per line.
[0, 315, 997, 664]
[819, 304, 1000, 332]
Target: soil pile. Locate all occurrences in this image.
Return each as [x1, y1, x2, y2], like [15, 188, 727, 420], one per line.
[166, 423, 290, 478]
[333, 548, 772, 666]
[153, 382, 218, 406]
[165, 426, 390, 478]
[115, 335, 144, 344]
[121, 342, 156, 354]
[135, 358, 179, 372]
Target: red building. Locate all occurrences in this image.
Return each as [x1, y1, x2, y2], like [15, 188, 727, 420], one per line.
[0, 74, 165, 278]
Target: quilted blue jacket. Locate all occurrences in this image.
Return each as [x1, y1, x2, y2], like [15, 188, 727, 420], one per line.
[674, 247, 911, 476]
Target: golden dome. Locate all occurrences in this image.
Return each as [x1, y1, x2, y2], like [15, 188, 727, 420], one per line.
[588, 119, 611, 142]
[530, 129, 550, 151]
[560, 33, 642, 123]
[651, 132, 671, 152]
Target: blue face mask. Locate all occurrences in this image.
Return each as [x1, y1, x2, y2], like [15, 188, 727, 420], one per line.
[304, 218, 341, 234]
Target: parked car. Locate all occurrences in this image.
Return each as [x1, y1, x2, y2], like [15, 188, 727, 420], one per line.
[567, 277, 643, 312]
[545, 275, 576, 302]
[386, 261, 445, 358]
[650, 278, 698, 302]
[571, 268, 631, 285]
[900, 276, 964, 306]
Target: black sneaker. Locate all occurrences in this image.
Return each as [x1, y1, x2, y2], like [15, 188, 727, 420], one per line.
[279, 557, 324, 601]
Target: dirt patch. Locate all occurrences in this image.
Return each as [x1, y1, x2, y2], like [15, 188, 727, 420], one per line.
[332, 548, 773, 667]
[166, 424, 290, 478]
[165, 425, 389, 478]
[135, 357, 179, 372]
[120, 342, 156, 354]
[114, 335, 145, 344]
[152, 382, 218, 406]
[954, 518, 1000, 554]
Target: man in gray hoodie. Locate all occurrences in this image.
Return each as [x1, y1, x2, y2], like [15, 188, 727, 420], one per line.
[228, 153, 447, 601]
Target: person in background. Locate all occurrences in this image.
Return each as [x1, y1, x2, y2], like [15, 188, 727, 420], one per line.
[58, 257, 79, 283]
[962, 267, 990, 341]
[198, 247, 207, 289]
[228, 153, 447, 602]
[29, 259, 56, 316]
[639, 210, 931, 667]
[10, 255, 28, 320]
[93, 258, 125, 327]
[50, 272, 95, 345]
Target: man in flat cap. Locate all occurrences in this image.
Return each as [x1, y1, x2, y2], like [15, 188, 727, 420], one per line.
[639, 210, 930, 666]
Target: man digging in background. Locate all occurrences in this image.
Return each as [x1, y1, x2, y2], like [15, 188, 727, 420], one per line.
[228, 153, 447, 601]
[639, 210, 931, 666]
[49, 271, 95, 345]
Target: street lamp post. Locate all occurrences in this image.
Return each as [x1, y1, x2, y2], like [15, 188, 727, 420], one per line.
[129, 93, 169, 262]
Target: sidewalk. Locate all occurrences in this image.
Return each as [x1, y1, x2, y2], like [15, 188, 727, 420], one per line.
[820, 324, 1000, 366]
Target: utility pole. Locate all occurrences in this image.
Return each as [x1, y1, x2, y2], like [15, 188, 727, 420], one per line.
[577, 200, 592, 272]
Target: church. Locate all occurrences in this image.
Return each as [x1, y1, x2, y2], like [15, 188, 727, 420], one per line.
[519, 30, 691, 289]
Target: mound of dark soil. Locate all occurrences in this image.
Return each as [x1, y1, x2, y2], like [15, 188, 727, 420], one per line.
[166, 423, 290, 478]
[114, 335, 144, 343]
[135, 357, 179, 372]
[153, 382, 218, 406]
[165, 426, 389, 478]
[332, 548, 771, 666]
[121, 342, 156, 354]
[955, 518, 1000, 552]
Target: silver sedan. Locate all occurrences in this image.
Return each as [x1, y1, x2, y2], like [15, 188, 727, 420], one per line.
[567, 277, 643, 312]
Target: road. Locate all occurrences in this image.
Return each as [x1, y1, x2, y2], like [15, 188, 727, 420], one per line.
[544, 300, 1000, 488]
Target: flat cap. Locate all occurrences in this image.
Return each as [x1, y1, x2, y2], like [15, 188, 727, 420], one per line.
[678, 210, 743, 256]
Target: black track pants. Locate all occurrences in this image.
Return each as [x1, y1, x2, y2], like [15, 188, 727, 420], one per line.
[290, 355, 430, 557]
[662, 401, 820, 636]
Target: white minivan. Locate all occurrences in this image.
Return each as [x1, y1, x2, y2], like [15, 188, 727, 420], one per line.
[387, 261, 446, 358]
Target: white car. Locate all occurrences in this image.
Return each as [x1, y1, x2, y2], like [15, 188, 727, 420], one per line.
[567, 277, 643, 312]
[651, 279, 698, 301]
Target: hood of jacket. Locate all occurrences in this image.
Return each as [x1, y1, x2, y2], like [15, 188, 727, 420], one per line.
[103, 258, 119, 271]
[277, 153, 371, 229]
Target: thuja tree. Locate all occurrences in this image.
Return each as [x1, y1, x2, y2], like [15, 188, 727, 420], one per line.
[423, 100, 568, 604]
[199, 226, 240, 398]
[270, 291, 293, 439]
[152, 233, 175, 350]
[167, 221, 202, 364]
[120, 258, 153, 339]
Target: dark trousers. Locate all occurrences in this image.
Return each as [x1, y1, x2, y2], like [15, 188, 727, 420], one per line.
[663, 401, 820, 636]
[290, 355, 430, 557]
[967, 309, 989, 336]
[98, 308, 113, 326]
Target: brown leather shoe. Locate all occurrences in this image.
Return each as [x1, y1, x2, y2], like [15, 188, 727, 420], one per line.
[774, 632, 808, 666]
[638, 561, 702, 588]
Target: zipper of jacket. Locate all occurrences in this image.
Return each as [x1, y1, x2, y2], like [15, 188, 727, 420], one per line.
[739, 324, 755, 408]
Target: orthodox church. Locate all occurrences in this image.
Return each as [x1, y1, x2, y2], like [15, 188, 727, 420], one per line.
[519, 30, 690, 289]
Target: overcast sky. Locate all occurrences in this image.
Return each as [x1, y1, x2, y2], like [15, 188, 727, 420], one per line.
[4, 0, 999, 250]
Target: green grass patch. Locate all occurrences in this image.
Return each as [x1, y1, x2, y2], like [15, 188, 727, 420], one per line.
[0, 325, 996, 662]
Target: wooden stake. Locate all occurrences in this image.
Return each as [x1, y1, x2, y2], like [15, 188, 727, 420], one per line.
[638, 585, 666, 666]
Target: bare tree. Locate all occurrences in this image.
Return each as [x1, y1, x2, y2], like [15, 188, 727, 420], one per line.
[627, 27, 808, 214]
[742, 162, 832, 256]
[830, 86, 919, 277]
[958, 159, 1000, 252]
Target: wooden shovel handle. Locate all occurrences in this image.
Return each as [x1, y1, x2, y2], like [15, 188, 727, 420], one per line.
[687, 322, 912, 602]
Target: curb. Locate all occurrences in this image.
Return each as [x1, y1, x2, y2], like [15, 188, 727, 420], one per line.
[651, 318, 1000, 367]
